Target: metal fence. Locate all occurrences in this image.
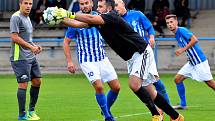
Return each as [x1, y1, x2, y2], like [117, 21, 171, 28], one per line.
[0, 37, 215, 67]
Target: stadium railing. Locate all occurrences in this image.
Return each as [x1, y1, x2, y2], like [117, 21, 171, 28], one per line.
[0, 37, 63, 43]
[0, 38, 65, 57]
[1, 37, 215, 44]
[1, 37, 215, 66]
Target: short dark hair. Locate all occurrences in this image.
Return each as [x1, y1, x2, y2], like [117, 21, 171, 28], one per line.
[165, 14, 177, 20]
[98, 0, 115, 9]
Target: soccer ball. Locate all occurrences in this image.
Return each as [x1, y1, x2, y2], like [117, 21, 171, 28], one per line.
[43, 7, 61, 26]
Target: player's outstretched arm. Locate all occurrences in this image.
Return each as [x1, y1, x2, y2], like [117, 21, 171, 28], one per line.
[54, 8, 105, 25]
[74, 13, 105, 25]
[62, 18, 88, 28]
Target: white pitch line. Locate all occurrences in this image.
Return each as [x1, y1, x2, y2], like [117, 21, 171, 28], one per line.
[90, 104, 205, 121]
[90, 111, 150, 121]
[115, 112, 151, 118]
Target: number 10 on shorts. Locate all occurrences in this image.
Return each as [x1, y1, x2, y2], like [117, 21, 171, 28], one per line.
[88, 72, 94, 77]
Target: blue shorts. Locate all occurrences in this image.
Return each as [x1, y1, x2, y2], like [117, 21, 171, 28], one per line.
[11, 58, 41, 83]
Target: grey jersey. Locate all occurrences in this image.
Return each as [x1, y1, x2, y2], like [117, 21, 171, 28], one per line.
[10, 11, 35, 61]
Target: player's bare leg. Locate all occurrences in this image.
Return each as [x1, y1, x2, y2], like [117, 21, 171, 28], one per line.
[129, 75, 182, 120]
[108, 79, 120, 92]
[107, 79, 120, 111]
[98, 79, 120, 120]
[144, 84, 183, 120]
[144, 84, 157, 100]
[93, 80, 113, 120]
[205, 80, 215, 90]
[174, 74, 187, 84]
[128, 75, 162, 120]
[173, 74, 188, 110]
[145, 83, 164, 120]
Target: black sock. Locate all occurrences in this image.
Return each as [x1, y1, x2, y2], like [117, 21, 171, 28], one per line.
[17, 88, 27, 116]
[29, 86, 40, 111]
[134, 86, 159, 116]
[154, 92, 179, 119]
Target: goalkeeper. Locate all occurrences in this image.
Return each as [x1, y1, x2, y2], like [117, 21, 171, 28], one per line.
[113, 0, 171, 104]
[48, 0, 184, 121]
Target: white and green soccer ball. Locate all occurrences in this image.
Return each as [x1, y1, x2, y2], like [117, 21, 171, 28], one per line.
[43, 7, 61, 26]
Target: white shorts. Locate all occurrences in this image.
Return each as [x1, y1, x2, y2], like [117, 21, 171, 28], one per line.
[178, 60, 213, 82]
[127, 45, 158, 86]
[80, 57, 118, 84]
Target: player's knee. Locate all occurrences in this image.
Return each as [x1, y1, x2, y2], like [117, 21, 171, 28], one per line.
[174, 76, 182, 84]
[95, 86, 104, 93]
[18, 82, 28, 89]
[31, 78, 41, 87]
[93, 80, 104, 93]
[174, 74, 185, 84]
[205, 80, 215, 90]
[112, 84, 120, 93]
[108, 79, 120, 92]
[128, 79, 141, 92]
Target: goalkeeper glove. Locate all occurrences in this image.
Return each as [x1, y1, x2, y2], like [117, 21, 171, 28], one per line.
[53, 7, 75, 19]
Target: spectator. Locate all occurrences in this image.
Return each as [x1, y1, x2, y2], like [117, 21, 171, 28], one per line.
[34, 0, 66, 25]
[152, 0, 169, 16]
[127, 0, 145, 13]
[34, 0, 52, 24]
[151, 0, 170, 34]
[52, 0, 67, 9]
[174, 0, 190, 27]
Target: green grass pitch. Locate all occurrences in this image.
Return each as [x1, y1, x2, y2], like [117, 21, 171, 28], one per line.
[0, 74, 215, 121]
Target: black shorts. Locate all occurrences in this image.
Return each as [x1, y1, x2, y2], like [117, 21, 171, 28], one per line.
[11, 58, 41, 83]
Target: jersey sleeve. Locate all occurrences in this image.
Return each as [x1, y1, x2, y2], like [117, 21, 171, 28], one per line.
[138, 11, 155, 35]
[10, 15, 20, 33]
[65, 27, 76, 39]
[180, 27, 193, 39]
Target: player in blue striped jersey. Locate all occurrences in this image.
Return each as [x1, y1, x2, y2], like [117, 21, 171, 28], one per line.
[165, 14, 215, 110]
[63, 0, 120, 120]
[113, 0, 171, 104]
[66, 22, 106, 63]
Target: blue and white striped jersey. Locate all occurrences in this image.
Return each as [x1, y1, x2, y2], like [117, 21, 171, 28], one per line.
[122, 10, 155, 43]
[65, 12, 106, 63]
[175, 27, 206, 65]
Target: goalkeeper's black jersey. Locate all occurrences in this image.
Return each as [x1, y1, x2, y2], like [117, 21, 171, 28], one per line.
[95, 10, 148, 61]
